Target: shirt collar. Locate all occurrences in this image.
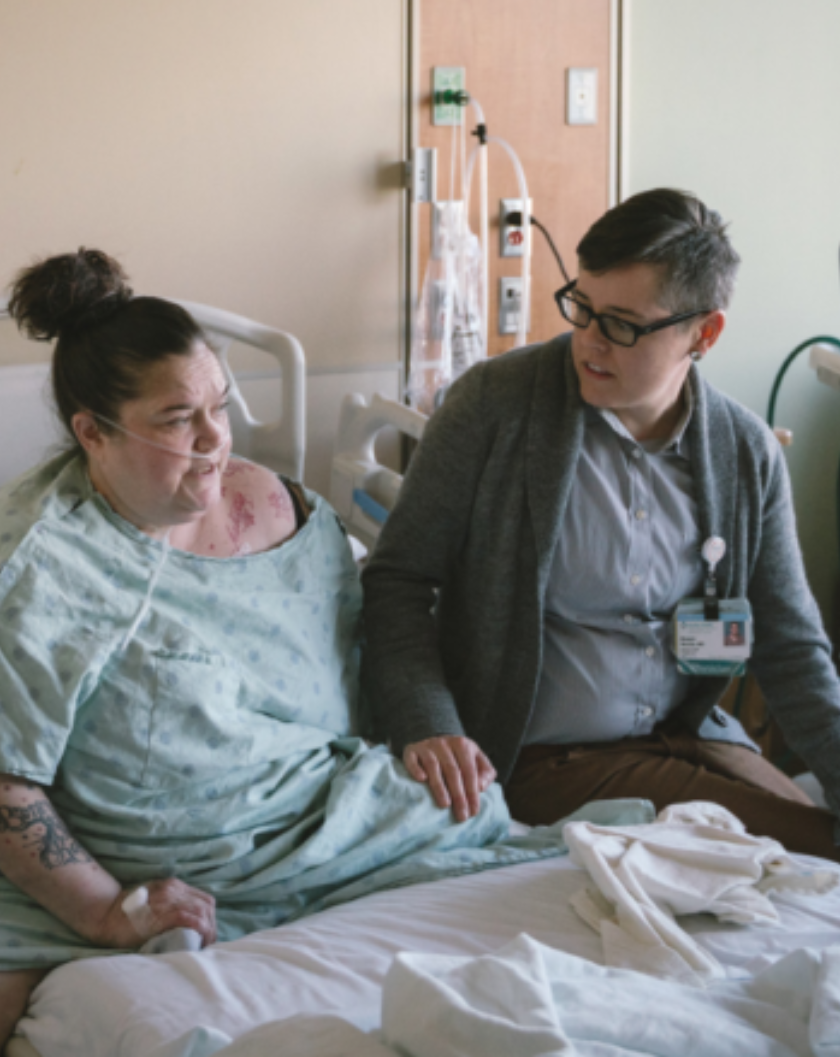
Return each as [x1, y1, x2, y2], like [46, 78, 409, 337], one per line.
[589, 383, 694, 455]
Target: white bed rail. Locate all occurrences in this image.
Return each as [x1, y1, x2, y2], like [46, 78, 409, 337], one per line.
[331, 392, 427, 549]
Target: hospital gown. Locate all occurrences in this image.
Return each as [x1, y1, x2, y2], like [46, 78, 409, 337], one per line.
[0, 454, 566, 971]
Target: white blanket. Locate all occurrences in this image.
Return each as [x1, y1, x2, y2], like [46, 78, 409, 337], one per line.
[563, 801, 839, 985]
[21, 837, 840, 1057]
[144, 934, 840, 1057]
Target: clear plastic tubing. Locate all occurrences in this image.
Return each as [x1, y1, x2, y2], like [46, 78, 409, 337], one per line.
[93, 414, 229, 462]
[466, 98, 490, 350]
[465, 98, 531, 349]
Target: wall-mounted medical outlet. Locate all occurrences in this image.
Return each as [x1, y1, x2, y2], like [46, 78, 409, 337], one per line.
[809, 342, 840, 391]
[566, 68, 598, 126]
[498, 276, 530, 335]
[499, 198, 533, 258]
[431, 199, 464, 260]
[412, 147, 437, 203]
[432, 67, 466, 126]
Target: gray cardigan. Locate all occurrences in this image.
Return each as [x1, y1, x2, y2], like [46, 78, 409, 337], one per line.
[362, 334, 840, 815]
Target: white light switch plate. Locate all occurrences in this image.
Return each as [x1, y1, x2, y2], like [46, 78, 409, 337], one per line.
[566, 68, 598, 125]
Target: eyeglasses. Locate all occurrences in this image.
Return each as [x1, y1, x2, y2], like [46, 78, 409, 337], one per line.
[554, 280, 713, 349]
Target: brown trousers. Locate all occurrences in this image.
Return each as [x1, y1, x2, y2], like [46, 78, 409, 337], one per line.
[505, 726, 840, 862]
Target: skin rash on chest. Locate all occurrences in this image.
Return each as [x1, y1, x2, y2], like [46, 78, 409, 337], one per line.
[200, 462, 298, 557]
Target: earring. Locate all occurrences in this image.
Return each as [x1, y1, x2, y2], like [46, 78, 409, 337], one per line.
[690, 351, 702, 362]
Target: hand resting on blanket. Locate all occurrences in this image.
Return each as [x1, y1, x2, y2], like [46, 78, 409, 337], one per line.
[403, 736, 496, 822]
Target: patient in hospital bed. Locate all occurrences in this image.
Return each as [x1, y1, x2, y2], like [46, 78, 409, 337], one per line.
[0, 249, 539, 1044]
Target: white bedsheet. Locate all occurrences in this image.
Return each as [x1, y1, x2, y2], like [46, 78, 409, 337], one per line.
[381, 937, 840, 1057]
[19, 853, 840, 1057]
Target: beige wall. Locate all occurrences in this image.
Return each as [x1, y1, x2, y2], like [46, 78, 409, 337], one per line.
[0, 0, 406, 375]
[624, 0, 840, 623]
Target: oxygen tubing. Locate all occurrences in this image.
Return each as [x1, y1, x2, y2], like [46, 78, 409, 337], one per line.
[464, 114, 531, 350]
[466, 98, 489, 351]
[766, 336, 840, 427]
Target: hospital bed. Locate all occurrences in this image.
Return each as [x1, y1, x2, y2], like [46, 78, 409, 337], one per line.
[2, 302, 840, 1057]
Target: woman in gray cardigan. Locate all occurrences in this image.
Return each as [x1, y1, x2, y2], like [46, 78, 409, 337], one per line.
[362, 189, 840, 861]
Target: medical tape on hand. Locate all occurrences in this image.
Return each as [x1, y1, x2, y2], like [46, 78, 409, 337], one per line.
[93, 414, 229, 462]
[121, 885, 157, 939]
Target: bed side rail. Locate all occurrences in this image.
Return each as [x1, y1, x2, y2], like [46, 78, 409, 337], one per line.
[331, 393, 427, 549]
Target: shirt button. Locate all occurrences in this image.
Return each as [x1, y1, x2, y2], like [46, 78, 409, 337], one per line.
[635, 509, 648, 521]
[630, 574, 641, 586]
[641, 706, 654, 718]
[623, 614, 637, 625]
[645, 646, 655, 657]
[630, 449, 642, 460]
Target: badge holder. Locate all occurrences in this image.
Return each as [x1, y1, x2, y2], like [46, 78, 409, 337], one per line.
[673, 537, 752, 677]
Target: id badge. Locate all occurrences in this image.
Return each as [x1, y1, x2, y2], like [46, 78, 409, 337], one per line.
[673, 598, 753, 677]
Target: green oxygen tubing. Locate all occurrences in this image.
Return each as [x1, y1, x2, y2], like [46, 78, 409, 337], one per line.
[766, 334, 840, 571]
[766, 336, 840, 430]
[731, 335, 840, 745]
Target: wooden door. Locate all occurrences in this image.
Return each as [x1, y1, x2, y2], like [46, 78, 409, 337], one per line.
[415, 0, 615, 359]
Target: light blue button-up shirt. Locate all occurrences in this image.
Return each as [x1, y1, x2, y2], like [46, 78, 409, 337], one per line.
[525, 391, 705, 745]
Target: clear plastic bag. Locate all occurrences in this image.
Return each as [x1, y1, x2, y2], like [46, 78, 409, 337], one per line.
[407, 201, 486, 414]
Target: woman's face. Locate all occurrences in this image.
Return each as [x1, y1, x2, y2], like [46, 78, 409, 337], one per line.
[570, 263, 723, 440]
[76, 343, 232, 536]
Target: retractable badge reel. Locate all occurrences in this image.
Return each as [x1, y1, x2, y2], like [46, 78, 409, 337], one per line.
[673, 536, 753, 676]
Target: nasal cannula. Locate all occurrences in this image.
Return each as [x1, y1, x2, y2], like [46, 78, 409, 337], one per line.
[93, 413, 230, 462]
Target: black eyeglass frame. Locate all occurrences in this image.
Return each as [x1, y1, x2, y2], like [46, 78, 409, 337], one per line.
[554, 280, 714, 348]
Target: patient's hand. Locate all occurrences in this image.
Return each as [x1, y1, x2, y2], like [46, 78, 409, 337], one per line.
[403, 736, 496, 823]
[96, 878, 217, 949]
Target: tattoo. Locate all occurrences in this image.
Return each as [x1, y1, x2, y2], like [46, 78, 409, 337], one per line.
[227, 491, 256, 550]
[0, 801, 93, 869]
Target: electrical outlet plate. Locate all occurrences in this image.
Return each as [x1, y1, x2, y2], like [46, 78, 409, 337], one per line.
[566, 68, 598, 126]
[500, 198, 533, 258]
[498, 276, 530, 335]
[433, 67, 465, 126]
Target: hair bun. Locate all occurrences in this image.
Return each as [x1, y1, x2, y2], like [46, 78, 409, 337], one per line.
[6, 248, 133, 341]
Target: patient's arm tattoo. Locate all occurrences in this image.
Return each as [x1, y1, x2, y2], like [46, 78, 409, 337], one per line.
[0, 800, 93, 869]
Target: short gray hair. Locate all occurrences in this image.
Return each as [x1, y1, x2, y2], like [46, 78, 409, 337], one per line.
[576, 188, 741, 312]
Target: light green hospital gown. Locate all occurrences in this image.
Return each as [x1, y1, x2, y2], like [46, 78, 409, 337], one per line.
[0, 454, 571, 971]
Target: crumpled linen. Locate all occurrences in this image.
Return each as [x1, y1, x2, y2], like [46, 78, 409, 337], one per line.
[142, 936, 840, 1057]
[562, 800, 839, 986]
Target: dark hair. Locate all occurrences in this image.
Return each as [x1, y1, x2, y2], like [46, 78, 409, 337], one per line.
[6, 248, 207, 450]
[576, 189, 741, 313]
